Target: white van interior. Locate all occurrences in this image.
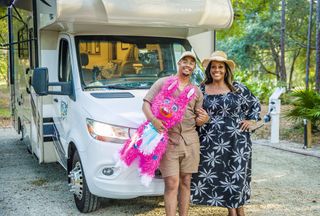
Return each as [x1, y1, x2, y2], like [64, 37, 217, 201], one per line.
[76, 36, 203, 90]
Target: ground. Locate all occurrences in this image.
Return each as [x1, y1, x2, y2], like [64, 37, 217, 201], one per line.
[0, 128, 319, 216]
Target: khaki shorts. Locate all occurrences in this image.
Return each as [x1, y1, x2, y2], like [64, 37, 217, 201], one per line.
[159, 143, 200, 178]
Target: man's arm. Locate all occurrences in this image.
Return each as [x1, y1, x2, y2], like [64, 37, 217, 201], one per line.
[194, 88, 209, 126]
[196, 107, 209, 126]
[142, 101, 166, 133]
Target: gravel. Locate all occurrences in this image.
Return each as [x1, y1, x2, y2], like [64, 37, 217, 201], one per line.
[0, 127, 320, 216]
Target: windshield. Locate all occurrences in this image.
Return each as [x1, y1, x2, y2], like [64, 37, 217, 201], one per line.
[75, 36, 204, 90]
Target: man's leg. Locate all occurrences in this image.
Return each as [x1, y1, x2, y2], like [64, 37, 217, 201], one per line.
[178, 173, 192, 216]
[228, 208, 237, 216]
[164, 175, 180, 216]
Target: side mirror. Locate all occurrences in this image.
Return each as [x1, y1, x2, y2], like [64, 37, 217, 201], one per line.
[32, 67, 49, 95]
[32, 67, 73, 96]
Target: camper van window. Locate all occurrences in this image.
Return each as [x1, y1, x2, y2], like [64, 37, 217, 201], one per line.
[17, 26, 29, 59]
[75, 36, 203, 90]
[58, 39, 72, 82]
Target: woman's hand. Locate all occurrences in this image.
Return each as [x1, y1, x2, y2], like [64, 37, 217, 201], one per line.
[151, 117, 166, 133]
[240, 120, 255, 132]
[196, 108, 210, 126]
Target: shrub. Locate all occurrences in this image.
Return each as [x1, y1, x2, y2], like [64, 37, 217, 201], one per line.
[285, 89, 320, 128]
[234, 70, 277, 104]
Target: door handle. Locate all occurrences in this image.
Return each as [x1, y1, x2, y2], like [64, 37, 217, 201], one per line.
[53, 98, 59, 103]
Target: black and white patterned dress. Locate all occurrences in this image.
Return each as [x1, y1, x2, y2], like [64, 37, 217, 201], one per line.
[191, 82, 261, 208]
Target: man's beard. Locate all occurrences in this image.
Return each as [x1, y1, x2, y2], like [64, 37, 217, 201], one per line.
[182, 71, 192, 77]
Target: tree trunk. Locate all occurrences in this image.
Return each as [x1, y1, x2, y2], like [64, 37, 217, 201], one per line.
[316, 0, 320, 92]
[269, 40, 281, 80]
[280, 0, 287, 85]
[288, 49, 301, 91]
[306, 0, 314, 90]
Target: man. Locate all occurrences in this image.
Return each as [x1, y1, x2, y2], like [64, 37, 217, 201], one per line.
[142, 51, 209, 216]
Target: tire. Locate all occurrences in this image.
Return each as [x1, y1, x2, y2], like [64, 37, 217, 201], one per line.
[70, 150, 100, 213]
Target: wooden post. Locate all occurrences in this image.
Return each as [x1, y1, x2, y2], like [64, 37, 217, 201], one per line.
[307, 121, 312, 148]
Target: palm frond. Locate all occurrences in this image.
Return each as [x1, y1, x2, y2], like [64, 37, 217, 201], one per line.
[284, 89, 320, 123]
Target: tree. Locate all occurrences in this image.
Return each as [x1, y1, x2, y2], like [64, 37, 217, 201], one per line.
[218, 0, 313, 89]
[280, 0, 287, 85]
[0, 7, 8, 84]
[316, 0, 320, 92]
[305, 0, 314, 90]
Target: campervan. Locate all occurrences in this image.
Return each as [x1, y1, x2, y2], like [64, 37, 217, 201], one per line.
[4, 0, 233, 212]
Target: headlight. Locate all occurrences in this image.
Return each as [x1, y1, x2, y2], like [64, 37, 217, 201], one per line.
[86, 118, 129, 143]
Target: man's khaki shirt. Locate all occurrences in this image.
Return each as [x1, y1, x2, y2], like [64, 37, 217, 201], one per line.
[143, 77, 203, 148]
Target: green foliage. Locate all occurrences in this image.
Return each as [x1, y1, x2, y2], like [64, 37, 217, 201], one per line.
[234, 70, 277, 104]
[0, 84, 10, 118]
[218, 0, 313, 89]
[0, 53, 7, 82]
[285, 89, 320, 124]
[0, 108, 10, 118]
[0, 7, 8, 83]
[218, 14, 281, 76]
[0, 7, 8, 44]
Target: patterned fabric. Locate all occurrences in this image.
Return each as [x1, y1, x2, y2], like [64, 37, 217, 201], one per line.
[190, 82, 261, 208]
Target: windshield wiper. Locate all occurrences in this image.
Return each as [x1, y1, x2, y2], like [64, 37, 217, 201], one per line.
[83, 85, 128, 90]
[107, 84, 151, 90]
[84, 82, 153, 90]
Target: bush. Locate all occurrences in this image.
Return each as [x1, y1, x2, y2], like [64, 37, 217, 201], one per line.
[234, 70, 277, 104]
[285, 89, 320, 128]
[0, 52, 8, 83]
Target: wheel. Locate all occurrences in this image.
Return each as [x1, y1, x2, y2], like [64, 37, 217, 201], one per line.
[69, 150, 100, 212]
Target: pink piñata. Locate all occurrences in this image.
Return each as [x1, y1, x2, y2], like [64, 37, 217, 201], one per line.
[118, 76, 196, 186]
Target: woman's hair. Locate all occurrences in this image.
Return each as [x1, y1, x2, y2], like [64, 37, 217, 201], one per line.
[204, 61, 236, 92]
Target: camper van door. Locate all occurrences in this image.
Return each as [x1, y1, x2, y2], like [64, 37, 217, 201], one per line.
[52, 36, 74, 160]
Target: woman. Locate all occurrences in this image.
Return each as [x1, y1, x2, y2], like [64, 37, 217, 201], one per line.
[191, 51, 261, 216]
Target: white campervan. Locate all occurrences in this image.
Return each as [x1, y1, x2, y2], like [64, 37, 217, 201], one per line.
[5, 0, 233, 212]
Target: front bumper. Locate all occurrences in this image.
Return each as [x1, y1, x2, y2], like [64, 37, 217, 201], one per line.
[79, 138, 164, 198]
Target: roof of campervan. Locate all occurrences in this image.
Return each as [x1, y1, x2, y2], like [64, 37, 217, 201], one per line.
[13, 0, 233, 37]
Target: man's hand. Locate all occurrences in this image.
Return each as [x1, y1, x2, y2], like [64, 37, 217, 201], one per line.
[196, 108, 209, 126]
[151, 118, 166, 133]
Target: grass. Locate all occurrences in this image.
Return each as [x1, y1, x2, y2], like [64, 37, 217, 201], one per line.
[0, 83, 10, 118]
[0, 108, 10, 118]
[0, 83, 11, 127]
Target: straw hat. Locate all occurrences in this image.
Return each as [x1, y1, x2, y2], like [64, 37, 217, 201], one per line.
[202, 51, 235, 72]
[177, 51, 196, 62]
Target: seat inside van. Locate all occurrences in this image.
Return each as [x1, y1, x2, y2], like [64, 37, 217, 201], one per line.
[80, 53, 93, 83]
